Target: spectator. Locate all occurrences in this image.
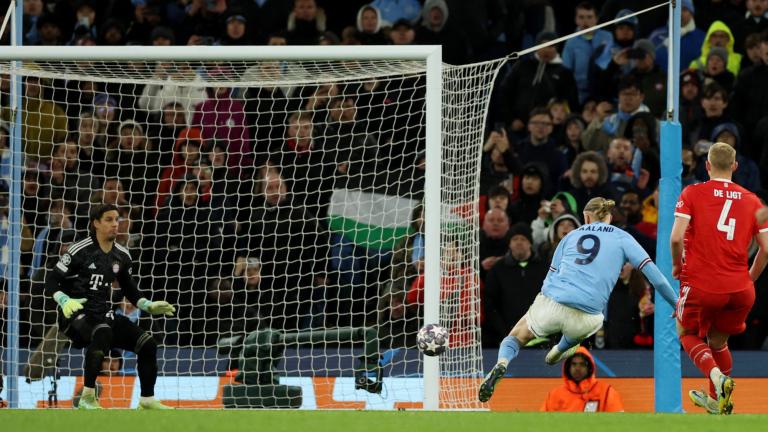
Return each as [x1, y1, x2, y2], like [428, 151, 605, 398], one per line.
[619, 189, 656, 240]
[47, 141, 100, 232]
[681, 147, 700, 187]
[731, 32, 768, 152]
[69, 1, 98, 44]
[539, 213, 581, 261]
[605, 263, 654, 349]
[92, 93, 120, 156]
[74, 112, 107, 179]
[482, 222, 547, 346]
[558, 114, 586, 166]
[227, 0, 292, 44]
[592, 9, 638, 82]
[693, 83, 733, 146]
[22, 0, 45, 45]
[741, 32, 765, 70]
[699, 47, 735, 92]
[181, 0, 227, 44]
[516, 107, 568, 186]
[149, 26, 175, 46]
[484, 184, 515, 221]
[219, 13, 252, 45]
[598, 39, 665, 116]
[582, 76, 650, 153]
[370, 0, 422, 26]
[110, 120, 160, 219]
[509, 163, 549, 225]
[414, 0, 472, 65]
[701, 123, 762, 192]
[236, 167, 328, 330]
[689, 21, 742, 77]
[540, 347, 625, 412]
[389, 19, 415, 45]
[36, 15, 64, 46]
[605, 137, 646, 196]
[623, 112, 660, 191]
[498, 31, 578, 134]
[156, 127, 203, 209]
[651, 0, 705, 72]
[192, 81, 253, 171]
[286, 0, 326, 45]
[274, 111, 334, 213]
[531, 191, 579, 250]
[568, 151, 616, 212]
[389, 203, 425, 289]
[98, 19, 126, 46]
[355, 5, 387, 45]
[91, 177, 129, 209]
[733, 0, 768, 53]
[138, 62, 207, 127]
[1, 76, 67, 158]
[562, 2, 612, 104]
[480, 128, 521, 195]
[479, 207, 511, 279]
[680, 69, 703, 147]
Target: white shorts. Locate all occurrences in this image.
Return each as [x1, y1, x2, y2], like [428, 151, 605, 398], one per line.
[524, 293, 604, 341]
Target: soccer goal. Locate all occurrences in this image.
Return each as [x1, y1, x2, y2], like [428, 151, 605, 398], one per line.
[0, 45, 504, 409]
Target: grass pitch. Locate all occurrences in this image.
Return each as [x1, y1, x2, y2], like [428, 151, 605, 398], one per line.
[3, 411, 767, 432]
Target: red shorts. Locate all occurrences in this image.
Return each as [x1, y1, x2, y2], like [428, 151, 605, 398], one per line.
[676, 285, 755, 338]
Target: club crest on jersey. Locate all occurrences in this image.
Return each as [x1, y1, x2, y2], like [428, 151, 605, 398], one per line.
[112, 262, 120, 273]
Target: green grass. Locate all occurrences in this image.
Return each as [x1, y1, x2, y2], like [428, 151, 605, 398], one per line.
[2, 411, 767, 432]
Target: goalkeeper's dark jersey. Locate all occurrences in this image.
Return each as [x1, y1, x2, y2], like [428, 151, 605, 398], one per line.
[44, 235, 143, 321]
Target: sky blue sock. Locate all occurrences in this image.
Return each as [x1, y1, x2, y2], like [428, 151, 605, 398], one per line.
[556, 335, 578, 352]
[497, 336, 521, 364]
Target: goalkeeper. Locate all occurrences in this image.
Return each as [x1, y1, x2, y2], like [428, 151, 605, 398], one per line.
[45, 204, 176, 410]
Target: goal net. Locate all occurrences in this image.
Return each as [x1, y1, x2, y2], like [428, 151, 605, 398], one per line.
[0, 47, 502, 409]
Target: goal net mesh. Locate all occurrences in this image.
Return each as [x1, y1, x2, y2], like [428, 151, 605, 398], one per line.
[0, 56, 501, 409]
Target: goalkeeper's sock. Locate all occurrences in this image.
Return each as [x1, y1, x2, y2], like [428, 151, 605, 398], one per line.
[709, 345, 732, 398]
[497, 336, 521, 367]
[81, 386, 96, 398]
[680, 334, 717, 378]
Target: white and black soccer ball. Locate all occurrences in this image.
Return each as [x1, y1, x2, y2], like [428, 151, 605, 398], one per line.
[417, 324, 449, 357]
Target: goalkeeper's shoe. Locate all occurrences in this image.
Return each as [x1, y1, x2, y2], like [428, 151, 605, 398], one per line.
[545, 344, 579, 365]
[138, 398, 175, 410]
[478, 362, 506, 403]
[77, 393, 103, 410]
[716, 375, 736, 415]
[689, 389, 732, 415]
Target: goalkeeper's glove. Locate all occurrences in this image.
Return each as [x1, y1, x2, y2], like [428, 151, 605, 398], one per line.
[53, 291, 87, 319]
[137, 298, 176, 316]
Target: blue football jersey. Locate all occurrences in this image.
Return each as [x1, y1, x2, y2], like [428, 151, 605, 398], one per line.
[542, 222, 652, 314]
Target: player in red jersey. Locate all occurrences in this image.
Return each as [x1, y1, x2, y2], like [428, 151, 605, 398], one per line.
[671, 142, 768, 415]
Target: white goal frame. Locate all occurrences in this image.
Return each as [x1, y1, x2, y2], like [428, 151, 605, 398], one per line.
[0, 45, 444, 410]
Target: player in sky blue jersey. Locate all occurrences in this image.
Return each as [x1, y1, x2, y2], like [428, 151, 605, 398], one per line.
[478, 197, 679, 403]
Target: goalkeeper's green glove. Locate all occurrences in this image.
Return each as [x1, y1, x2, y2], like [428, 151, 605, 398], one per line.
[53, 291, 87, 319]
[137, 298, 176, 316]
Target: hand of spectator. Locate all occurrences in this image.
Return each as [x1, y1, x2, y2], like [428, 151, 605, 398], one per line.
[613, 48, 630, 66]
[415, 258, 425, 274]
[495, 128, 510, 153]
[314, 275, 327, 287]
[511, 119, 525, 132]
[481, 256, 500, 271]
[595, 101, 613, 122]
[234, 256, 247, 277]
[561, 168, 572, 180]
[483, 131, 501, 152]
[537, 200, 552, 220]
[0, 291, 6, 312]
[637, 168, 650, 190]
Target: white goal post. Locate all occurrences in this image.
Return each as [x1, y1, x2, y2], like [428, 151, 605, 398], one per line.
[0, 45, 501, 410]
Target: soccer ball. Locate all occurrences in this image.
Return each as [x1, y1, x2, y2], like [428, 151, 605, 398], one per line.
[417, 324, 449, 356]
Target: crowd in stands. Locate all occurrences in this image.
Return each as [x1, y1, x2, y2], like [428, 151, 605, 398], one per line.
[0, 0, 767, 353]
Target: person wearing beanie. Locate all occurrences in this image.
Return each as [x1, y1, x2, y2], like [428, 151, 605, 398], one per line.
[702, 46, 735, 92]
[593, 9, 638, 78]
[538, 213, 582, 262]
[482, 221, 547, 347]
[531, 191, 579, 250]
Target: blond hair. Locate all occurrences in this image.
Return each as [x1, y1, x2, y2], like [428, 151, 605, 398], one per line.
[707, 142, 736, 171]
[584, 197, 615, 221]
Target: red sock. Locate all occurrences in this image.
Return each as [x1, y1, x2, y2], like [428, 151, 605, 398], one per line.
[708, 344, 733, 398]
[680, 334, 718, 379]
